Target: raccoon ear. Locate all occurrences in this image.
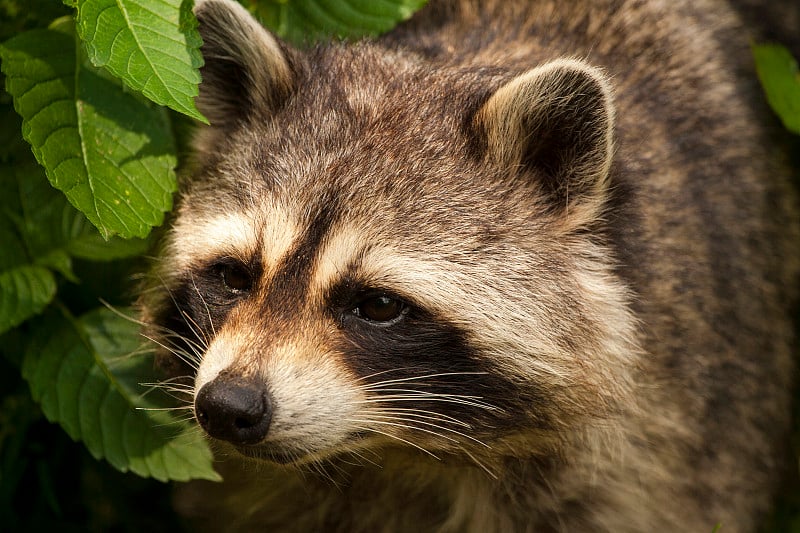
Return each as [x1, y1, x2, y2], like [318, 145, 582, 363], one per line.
[193, 0, 296, 127]
[474, 59, 615, 211]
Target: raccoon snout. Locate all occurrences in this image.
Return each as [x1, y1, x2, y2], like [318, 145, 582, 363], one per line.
[194, 374, 273, 445]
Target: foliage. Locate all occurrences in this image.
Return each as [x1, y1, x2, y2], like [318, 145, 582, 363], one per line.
[248, 0, 426, 44]
[753, 44, 800, 135]
[75, 0, 206, 123]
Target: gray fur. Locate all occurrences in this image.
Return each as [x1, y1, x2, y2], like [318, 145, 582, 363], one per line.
[139, 0, 800, 531]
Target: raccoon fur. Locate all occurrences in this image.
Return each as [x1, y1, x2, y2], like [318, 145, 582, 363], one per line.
[138, 0, 800, 531]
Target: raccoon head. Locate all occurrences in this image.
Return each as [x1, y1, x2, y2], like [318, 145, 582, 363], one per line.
[140, 0, 638, 467]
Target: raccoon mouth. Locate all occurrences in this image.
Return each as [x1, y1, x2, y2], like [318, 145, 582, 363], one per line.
[233, 432, 369, 465]
[234, 444, 302, 465]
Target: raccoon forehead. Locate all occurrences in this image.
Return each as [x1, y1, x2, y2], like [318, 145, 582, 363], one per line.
[168, 202, 300, 272]
[234, 66, 496, 174]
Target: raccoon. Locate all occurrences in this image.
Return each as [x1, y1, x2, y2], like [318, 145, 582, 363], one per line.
[139, 0, 800, 531]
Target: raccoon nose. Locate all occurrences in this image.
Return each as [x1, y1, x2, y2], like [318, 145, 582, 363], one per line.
[194, 375, 272, 445]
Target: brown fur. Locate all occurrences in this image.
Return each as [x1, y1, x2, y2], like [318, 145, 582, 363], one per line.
[139, 0, 800, 531]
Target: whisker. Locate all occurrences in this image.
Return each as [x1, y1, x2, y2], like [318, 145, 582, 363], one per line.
[357, 387, 490, 402]
[342, 448, 381, 469]
[138, 385, 194, 404]
[349, 424, 440, 460]
[135, 410, 198, 428]
[357, 418, 461, 444]
[369, 409, 471, 432]
[140, 382, 194, 394]
[142, 334, 201, 371]
[190, 272, 216, 339]
[136, 405, 195, 412]
[366, 407, 472, 429]
[177, 308, 211, 351]
[141, 375, 194, 387]
[140, 383, 194, 394]
[156, 274, 211, 351]
[158, 330, 207, 358]
[108, 344, 159, 362]
[353, 367, 418, 384]
[302, 449, 339, 486]
[460, 447, 499, 480]
[359, 371, 490, 389]
[99, 300, 147, 326]
[360, 413, 491, 449]
[354, 394, 500, 412]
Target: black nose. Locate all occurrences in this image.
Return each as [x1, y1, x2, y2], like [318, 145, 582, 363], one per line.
[195, 374, 272, 445]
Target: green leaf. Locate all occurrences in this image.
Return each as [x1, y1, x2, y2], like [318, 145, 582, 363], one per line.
[75, 0, 206, 123]
[3, 159, 149, 275]
[67, 230, 151, 261]
[0, 184, 28, 272]
[22, 307, 220, 482]
[0, 25, 177, 239]
[0, 0, 72, 42]
[252, 0, 428, 44]
[753, 44, 800, 135]
[0, 266, 57, 335]
[12, 161, 151, 263]
[0, 223, 27, 269]
[0, 163, 58, 332]
[0, 103, 27, 162]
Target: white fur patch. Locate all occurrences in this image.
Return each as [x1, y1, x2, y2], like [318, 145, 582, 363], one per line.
[264, 343, 365, 448]
[195, 334, 237, 392]
[169, 203, 300, 275]
[310, 226, 368, 297]
[170, 211, 258, 271]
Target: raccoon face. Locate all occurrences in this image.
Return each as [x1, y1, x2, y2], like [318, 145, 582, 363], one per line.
[140, 0, 638, 466]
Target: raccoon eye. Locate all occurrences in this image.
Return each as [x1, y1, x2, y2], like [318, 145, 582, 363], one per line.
[218, 262, 252, 293]
[353, 295, 407, 324]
